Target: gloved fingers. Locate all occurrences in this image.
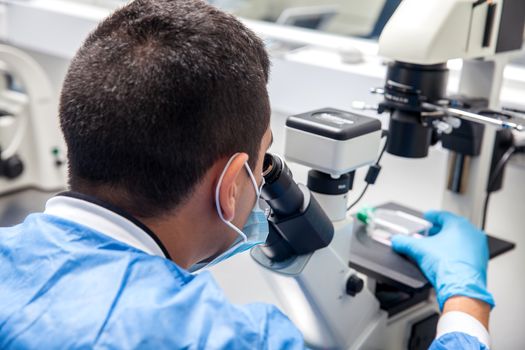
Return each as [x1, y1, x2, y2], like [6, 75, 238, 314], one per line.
[391, 234, 422, 262]
[423, 210, 457, 235]
[427, 224, 441, 236]
[423, 210, 444, 235]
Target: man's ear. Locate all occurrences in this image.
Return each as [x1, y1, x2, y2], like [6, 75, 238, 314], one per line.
[217, 153, 249, 222]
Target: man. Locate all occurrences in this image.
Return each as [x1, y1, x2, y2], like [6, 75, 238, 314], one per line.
[0, 0, 494, 348]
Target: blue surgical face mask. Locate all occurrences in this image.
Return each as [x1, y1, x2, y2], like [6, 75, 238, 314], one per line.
[188, 154, 269, 273]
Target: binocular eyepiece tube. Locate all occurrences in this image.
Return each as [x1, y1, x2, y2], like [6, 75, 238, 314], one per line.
[261, 154, 305, 218]
[258, 153, 334, 262]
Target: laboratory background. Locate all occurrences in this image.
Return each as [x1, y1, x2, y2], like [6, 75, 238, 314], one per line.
[1, 0, 525, 349]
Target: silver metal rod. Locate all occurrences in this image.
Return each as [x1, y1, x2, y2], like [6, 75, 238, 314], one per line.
[422, 103, 524, 132]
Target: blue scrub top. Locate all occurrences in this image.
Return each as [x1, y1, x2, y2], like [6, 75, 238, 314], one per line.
[0, 213, 304, 349]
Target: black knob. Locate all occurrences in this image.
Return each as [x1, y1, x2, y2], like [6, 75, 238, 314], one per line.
[346, 274, 364, 297]
[2, 155, 24, 179]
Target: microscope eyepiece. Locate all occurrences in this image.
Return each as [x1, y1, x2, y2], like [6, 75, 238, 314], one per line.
[261, 153, 304, 217]
[262, 153, 281, 183]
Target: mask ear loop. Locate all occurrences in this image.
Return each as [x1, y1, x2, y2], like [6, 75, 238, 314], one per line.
[243, 162, 263, 197]
[215, 153, 248, 242]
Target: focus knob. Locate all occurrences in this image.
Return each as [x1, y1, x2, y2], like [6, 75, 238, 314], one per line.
[346, 274, 364, 297]
[2, 155, 24, 179]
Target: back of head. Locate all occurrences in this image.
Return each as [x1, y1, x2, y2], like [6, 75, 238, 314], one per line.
[59, 0, 270, 218]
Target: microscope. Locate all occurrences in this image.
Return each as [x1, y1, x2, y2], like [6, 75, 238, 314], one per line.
[0, 44, 66, 195]
[253, 108, 439, 350]
[250, 1, 525, 349]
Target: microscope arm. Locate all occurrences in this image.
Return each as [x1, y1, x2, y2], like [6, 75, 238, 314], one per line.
[379, 0, 525, 65]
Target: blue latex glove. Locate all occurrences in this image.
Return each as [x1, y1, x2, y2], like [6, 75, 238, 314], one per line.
[391, 210, 494, 310]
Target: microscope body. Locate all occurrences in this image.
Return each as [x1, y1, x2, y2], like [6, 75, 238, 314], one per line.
[252, 110, 438, 349]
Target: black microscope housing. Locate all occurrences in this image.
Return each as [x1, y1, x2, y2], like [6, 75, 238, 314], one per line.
[379, 61, 449, 158]
[259, 153, 334, 262]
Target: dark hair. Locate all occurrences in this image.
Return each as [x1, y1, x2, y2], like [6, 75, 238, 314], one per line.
[59, 0, 270, 217]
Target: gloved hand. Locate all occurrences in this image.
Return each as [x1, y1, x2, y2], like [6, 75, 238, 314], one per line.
[391, 210, 495, 310]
